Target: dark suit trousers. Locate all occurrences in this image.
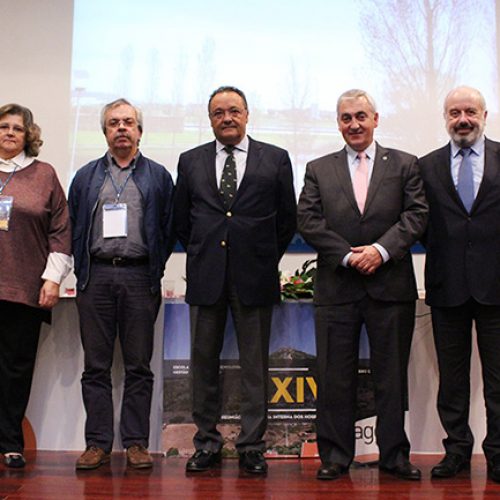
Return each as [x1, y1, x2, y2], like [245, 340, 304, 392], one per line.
[432, 299, 500, 461]
[314, 296, 415, 468]
[190, 284, 272, 453]
[76, 262, 161, 452]
[0, 301, 43, 453]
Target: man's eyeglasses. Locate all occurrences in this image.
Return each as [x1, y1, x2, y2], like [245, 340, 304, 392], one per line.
[106, 118, 137, 129]
[209, 108, 246, 121]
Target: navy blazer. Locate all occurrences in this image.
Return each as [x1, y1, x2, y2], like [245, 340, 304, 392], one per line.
[297, 144, 428, 305]
[174, 137, 297, 306]
[419, 138, 500, 307]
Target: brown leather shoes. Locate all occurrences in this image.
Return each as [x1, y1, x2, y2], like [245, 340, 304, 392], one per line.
[126, 445, 153, 469]
[75, 446, 110, 470]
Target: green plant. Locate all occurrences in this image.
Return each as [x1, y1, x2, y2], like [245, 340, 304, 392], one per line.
[280, 259, 316, 300]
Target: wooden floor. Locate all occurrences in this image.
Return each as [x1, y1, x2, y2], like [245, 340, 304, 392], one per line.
[1, 452, 499, 499]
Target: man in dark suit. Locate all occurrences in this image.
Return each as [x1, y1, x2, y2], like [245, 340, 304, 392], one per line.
[174, 86, 296, 474]
[297, 89, 428, 481]
[419, 86, 500, 482]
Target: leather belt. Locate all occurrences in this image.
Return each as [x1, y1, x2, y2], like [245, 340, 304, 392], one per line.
[92, 256, 149, 267]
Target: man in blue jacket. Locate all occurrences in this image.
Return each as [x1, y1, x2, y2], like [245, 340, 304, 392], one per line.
[69, 98, 174, 470]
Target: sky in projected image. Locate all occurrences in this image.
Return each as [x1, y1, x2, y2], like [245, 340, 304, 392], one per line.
[72, 0, 367, 110]
[71, 0, 497, 184]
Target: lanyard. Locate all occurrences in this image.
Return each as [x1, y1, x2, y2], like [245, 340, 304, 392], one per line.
[105, 165, 135, 204]
[0, 165, 18, 195]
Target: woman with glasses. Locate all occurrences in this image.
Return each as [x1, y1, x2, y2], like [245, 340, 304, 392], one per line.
[0, 104, 72, 468]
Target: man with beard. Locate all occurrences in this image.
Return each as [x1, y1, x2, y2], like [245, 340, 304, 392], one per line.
[419, 86, 500, 481]
[69, 98, 174, 470]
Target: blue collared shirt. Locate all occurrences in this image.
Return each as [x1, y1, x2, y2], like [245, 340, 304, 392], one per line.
[450, 135, 485, 198]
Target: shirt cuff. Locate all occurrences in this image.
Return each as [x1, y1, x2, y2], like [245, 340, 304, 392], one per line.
[342, 252, 352, 267]
[41, 252, 73, 284]
[372, 243, 390, 263]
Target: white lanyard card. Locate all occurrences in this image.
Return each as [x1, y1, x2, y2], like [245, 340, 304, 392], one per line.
[103, 203, 127, 238]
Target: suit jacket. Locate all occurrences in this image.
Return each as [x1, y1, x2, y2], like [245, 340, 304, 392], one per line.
[419, 138, 500, 307]
[297, 144, 428, 305]
[174, 137, 297, 306]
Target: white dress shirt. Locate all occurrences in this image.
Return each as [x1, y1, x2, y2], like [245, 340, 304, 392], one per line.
[215, 135, 249, 190]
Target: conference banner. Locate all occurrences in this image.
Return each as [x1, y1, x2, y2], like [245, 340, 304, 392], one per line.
[162, 300, 376, 458]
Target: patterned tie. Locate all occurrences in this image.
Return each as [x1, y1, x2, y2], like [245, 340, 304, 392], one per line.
[220, 146, 237, 207]
[457, 148, 474, 212]
[353, 151, 369, 213]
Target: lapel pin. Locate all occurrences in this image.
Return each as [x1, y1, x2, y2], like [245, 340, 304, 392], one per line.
[382, 156, 388, 161]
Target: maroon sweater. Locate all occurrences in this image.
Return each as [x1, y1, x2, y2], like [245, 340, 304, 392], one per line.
[0, 160, 71, 309]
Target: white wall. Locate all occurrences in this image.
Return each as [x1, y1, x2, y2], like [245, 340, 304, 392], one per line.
[0, 0, 74, 187]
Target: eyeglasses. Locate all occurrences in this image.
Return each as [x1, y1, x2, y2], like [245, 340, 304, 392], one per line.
[0, 124, 25, 135]
[106, 118, 137, 129]
[209, 108, 246, 121]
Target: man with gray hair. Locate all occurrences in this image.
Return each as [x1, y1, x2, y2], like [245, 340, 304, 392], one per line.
[420, 86, 500, 481]
[69, 98, 174, 470]
[298, 89, 428, 481]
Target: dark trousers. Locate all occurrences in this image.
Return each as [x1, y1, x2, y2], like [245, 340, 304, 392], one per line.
[190, 284, 273, 453]
[76, 263, 161, 452]
[0, 301, 43, 453]
[314, 296, 415, 468]
[432, 298, 500, 461]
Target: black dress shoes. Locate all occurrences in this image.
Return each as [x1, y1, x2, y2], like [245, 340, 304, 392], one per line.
[380, 461, 421, 480]
[4, 453, 26, 469]
[185, 450, 221, 472]
[488, 457, 500, 483]
[316, 463, 348, 480]
[239, 450, 268, 474]
[431, 453, 470, 478]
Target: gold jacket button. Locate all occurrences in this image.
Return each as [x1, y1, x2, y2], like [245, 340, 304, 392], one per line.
[220, 240, 227, 247]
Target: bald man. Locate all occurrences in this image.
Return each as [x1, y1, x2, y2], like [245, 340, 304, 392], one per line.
[420, 86, 500, 481]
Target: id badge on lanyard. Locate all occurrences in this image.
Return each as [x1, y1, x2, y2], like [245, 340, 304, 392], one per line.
[0, 165, 18, 231]
[0, 195, 14, 231]
[103, 203, 128, 238]
[103, 164, 134, 238]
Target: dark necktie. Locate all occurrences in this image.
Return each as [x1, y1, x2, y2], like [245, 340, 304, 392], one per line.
[457, 148, 474, 212]
[220, 146, 237, 207]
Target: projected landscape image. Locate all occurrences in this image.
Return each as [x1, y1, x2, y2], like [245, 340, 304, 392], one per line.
[71, 0, 498, 195]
